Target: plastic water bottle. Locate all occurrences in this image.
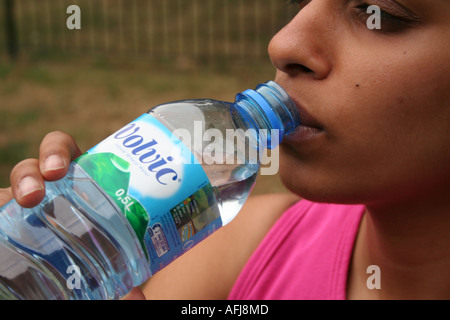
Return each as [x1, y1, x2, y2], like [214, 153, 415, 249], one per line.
[0, 81, 300, 300]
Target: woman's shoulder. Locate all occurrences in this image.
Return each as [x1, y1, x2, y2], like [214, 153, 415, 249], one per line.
[231, 193, 302, 239]
[224, 193, 301, 258]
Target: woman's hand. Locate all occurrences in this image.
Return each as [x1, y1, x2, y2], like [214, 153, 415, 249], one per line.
[0, 131, 82, 208]
[0, 131, 147, 300]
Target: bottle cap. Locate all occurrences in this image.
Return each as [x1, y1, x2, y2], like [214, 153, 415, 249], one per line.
[235, 81, 300, 149]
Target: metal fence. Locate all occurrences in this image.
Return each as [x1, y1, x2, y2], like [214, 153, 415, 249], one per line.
[1, 0, 298, 61]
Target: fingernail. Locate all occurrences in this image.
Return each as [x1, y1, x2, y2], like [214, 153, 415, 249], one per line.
[18, 176, 43, 199]
[43, 154, 66, 172]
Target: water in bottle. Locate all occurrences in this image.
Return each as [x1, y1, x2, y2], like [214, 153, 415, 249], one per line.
[0, 81, 300, 299]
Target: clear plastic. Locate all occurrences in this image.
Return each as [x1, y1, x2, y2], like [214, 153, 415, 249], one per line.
[0, 81, 300, 299]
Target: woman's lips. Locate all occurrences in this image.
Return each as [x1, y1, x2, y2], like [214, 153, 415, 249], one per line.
[292, 97, 323, 129]
[284, 97, 325, 142]
[285, 125, 324, 142]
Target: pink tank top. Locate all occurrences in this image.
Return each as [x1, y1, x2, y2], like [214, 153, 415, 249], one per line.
[228, 199, 365, 300]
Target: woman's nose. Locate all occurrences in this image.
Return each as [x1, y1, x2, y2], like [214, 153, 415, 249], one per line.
[268, 1, 334, 80]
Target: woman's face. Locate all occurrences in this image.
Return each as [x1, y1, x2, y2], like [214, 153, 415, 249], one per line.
[270, 0, 450, 205]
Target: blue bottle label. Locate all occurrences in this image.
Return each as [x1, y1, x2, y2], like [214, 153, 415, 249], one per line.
[75, 113, 221, 275]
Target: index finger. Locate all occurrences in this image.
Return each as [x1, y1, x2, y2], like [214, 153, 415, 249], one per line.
[39, 131, 83, 181]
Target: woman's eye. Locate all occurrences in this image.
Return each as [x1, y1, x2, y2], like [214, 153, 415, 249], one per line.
[288, 0, 419, 33]
[354, 3, 415, 33]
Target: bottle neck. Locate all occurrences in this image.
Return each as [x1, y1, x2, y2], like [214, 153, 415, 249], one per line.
[233, 81, 300, 149]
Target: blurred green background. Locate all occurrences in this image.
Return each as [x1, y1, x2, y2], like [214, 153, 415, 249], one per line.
[0, 0, 298, 194]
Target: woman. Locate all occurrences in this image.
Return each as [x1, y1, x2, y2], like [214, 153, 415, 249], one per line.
[1, 0, 450, 299]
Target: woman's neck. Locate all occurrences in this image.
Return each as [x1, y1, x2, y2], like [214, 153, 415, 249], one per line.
[347, 189, 450, 300]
